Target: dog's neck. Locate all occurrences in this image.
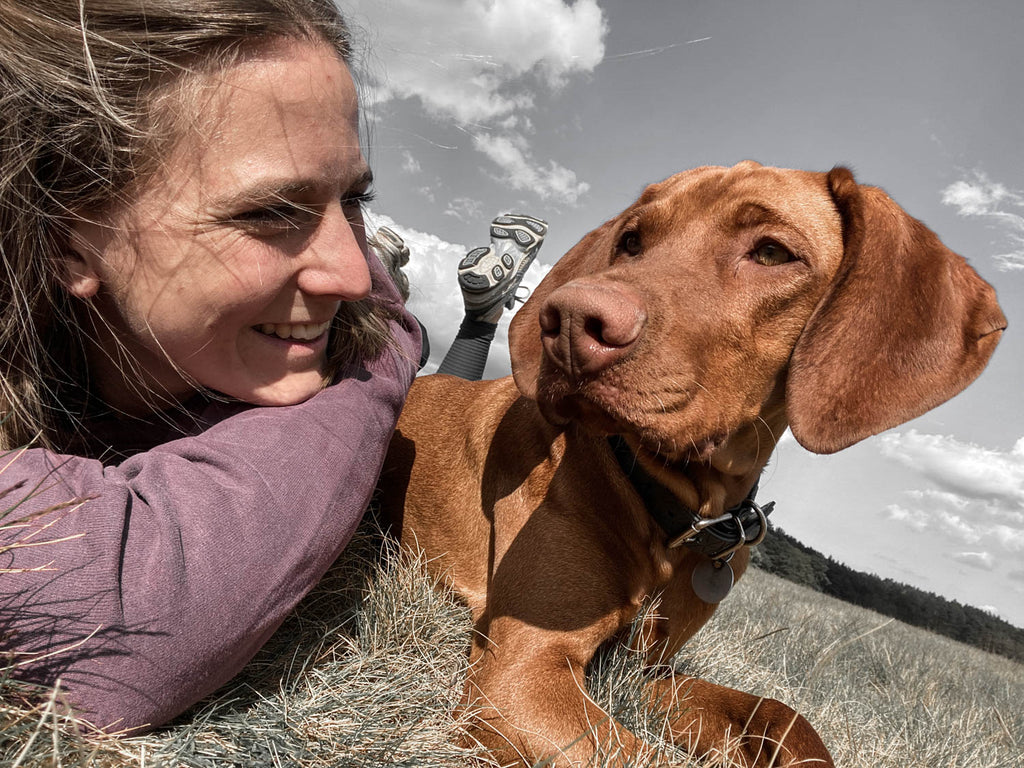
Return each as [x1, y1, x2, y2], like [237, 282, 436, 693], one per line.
[626, 408, 784, 506]
[609, 407, 786, 558]
[610, 435, 774, 558]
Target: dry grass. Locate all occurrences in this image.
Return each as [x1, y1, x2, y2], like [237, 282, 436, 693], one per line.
[687, 570, 1023, 768]
[2, 519, 1022, 767]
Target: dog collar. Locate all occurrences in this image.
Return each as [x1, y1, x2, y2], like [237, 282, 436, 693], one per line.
[608, 436, 774, 560]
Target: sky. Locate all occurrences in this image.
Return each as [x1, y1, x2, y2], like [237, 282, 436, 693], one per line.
[340, 0, 1024, 628]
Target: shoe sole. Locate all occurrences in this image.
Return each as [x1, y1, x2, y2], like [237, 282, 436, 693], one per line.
[458, 215, 548, 314]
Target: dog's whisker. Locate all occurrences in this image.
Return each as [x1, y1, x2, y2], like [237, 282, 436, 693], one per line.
[753, 415, 780, 463]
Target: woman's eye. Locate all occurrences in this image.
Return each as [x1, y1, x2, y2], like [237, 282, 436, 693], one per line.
[232, 203, 313, 233]
[229, 188, 375, 235]
[342, 189, 377, 213]
[751, 241, 794, 266]
[619, 230, 642, 256]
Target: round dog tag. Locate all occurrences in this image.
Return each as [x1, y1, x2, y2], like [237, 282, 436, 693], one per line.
[691, 559, 734, 604]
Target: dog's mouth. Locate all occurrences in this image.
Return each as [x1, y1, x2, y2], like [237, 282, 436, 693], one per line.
[539, 391, 621, 432]
[536, 375, 725, 462]
[535, 368, 637, 425]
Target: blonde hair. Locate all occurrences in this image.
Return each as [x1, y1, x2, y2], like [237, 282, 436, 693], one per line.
[0, 0, 393, 452]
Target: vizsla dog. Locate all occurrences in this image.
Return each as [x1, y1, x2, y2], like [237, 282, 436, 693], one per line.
[379, 162, 1005, 767]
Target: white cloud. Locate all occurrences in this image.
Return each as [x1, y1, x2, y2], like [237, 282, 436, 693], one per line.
[883, 504, 929, 532]
[884, 498, 989, 545]
[951, 551, 996, 571]
[473, 132, 590, 204]
[401, 150, 422, 174]
[878, 431, 1024, 572]
[993, 524, 1024, 553]
[879, 431, 1024, 506]
[346, 0, 607, 206]
[444, 196, 486, 223]
[941, 171, 1024, 271]
[364, 209, 550, 377]
[349, 0, 606, 120]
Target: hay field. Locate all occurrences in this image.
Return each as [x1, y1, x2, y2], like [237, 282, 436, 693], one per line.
[3, 522, 1022, 767]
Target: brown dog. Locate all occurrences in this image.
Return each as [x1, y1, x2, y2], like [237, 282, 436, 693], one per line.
[379, 163, 1005, 767]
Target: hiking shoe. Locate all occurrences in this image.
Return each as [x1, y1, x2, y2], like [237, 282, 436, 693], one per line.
[371, 226, 411, 301]
[458, 214, 547, 319]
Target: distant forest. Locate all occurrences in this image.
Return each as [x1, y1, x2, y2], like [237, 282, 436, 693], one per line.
[750, 526, 1024, 663]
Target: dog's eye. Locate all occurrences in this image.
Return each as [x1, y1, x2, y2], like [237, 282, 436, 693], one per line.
[619, 230, 642, 256]
[750, 241, 794, 266]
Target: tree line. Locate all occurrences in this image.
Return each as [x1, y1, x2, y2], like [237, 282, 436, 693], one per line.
[750, 526, 1024, 663]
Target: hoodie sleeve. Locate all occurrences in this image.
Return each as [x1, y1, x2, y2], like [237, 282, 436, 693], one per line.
[0, 259, 421, 733]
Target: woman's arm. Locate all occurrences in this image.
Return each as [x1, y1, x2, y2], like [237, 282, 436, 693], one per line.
[0, 261, 420, 733]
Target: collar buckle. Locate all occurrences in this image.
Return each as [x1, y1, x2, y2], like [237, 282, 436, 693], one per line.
[666, 510, 736, 549]
[668, 498, 772, 560]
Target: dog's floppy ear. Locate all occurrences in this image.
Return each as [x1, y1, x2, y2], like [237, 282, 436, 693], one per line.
[787, 167, 1006, 454]
[509, 219, 618, 398]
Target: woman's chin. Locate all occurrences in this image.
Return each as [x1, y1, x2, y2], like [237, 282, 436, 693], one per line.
[240, 373, 329, 407]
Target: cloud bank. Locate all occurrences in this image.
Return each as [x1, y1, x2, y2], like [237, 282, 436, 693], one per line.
[346, 0, 606, 206]
[879, 430, 1024, 574]
[941, 171, 1024, 271]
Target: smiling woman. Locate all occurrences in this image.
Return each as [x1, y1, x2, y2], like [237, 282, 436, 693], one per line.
[66, 37, 377, 410]
[0, 0, 420, 733]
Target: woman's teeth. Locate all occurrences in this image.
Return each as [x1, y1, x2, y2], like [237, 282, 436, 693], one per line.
[257, 320, 331, 341]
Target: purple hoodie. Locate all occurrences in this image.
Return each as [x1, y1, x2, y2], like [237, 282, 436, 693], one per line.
[0, 257, 420, 733]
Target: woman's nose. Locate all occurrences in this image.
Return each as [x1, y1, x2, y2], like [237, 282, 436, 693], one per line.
[297, 207, 372, 300]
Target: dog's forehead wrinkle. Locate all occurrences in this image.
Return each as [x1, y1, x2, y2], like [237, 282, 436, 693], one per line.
[737, 173, 843, 255]
[669, 166, 838, 222]
[652, 179, 829, 257]
[623, 198, 677, 248]
[730, 200, 799, 232]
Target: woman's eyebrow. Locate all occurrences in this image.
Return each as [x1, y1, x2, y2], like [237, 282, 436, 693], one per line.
[212, 180, 318, 211]
[212, 167, 375, 210]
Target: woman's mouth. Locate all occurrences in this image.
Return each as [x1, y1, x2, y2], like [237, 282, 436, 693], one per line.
[255, 320, 332, 341]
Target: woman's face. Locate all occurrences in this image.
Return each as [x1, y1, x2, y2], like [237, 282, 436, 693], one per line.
[68, 37, 374, 410]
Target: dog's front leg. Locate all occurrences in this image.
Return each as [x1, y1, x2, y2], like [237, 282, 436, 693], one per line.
[459, 615, 658, 767]
[644, 673, 835, 767]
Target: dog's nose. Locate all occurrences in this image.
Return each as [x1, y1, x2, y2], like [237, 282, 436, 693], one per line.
[539, 282, 646, 379]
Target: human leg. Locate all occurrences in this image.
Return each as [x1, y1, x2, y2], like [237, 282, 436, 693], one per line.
[437, 214, 547, 380]
[371, 216, 547, 380]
